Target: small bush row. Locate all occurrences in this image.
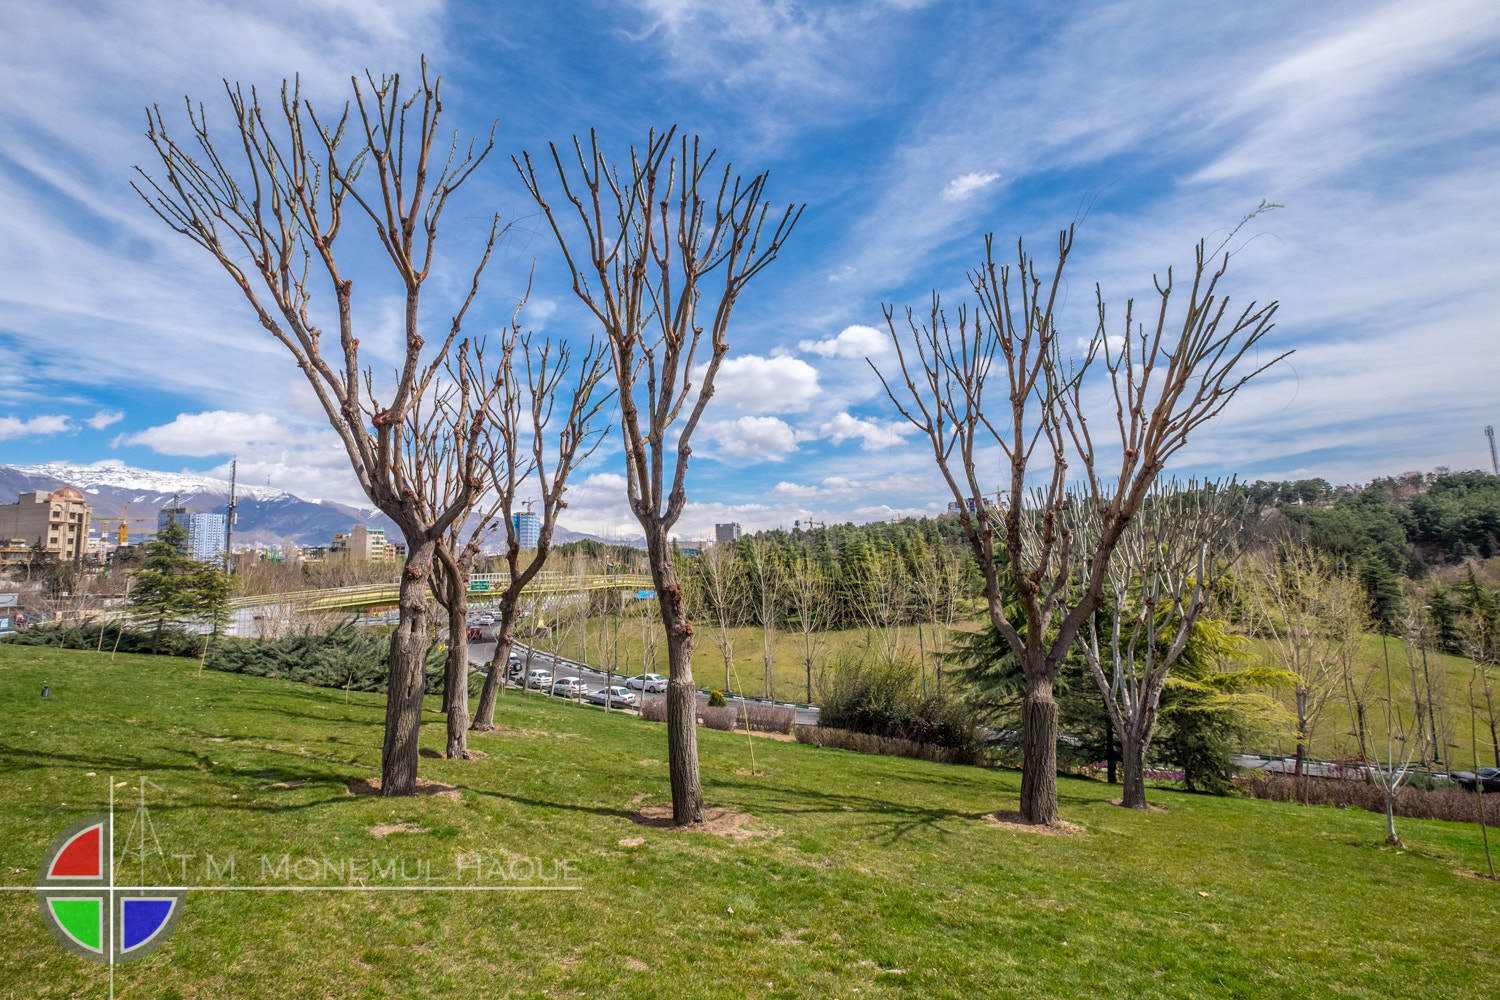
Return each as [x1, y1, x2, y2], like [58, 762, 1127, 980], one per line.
[794, 724, 989, 766]
[1237, 773, 1500, 828]
[638, 698, 796, 734]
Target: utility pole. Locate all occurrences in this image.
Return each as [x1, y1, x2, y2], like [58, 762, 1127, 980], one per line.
[224, 458, 238, 574]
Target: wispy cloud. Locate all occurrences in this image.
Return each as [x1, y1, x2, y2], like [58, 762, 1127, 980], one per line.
[941, 171, 1000, 202]
[85, 409, 124, 430]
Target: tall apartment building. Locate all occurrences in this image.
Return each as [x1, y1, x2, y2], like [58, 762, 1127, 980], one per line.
[0, 488, 93, 562]
[157, 506, 227, 563]
[512, 511, 541, 549]
[331, 524, 387, 559]
[715, 522, 742, 545]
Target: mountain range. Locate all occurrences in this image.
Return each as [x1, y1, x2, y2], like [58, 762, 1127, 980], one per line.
[0, 462, 612, 549]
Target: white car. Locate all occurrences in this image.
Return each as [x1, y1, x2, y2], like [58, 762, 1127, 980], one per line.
[586, 685, 638, 707]
[525, 669, 553, 691]
[625, 673, 667, 693]
[552, 677, 587, 697]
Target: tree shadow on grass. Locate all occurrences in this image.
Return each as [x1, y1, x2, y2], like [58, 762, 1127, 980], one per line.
[700, 776, 1095, 844]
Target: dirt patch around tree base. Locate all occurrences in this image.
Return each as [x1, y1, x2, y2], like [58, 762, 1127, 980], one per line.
[630, 805, 773, 840]
[1108, 799, 1168, 812]
[347, 778, 461, 802]
[983, 810, 1084, 835]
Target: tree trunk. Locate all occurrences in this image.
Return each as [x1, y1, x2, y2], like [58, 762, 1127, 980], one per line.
[1105, 711, 1118, 785]
[472, 590, 521, 730]
[443, 597, 470, 759]
[649, 532, 705, 826]
[1384, 790, 1401, 845]
[382, 536, 435, 796]
[1119, 734, 1148, 809]
[1295, 690, 1309, 778]
[1018, 671, 1060, 825]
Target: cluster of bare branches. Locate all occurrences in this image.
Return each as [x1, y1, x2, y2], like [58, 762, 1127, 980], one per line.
[136, 63, 505, 795]
[517, 126, 800, 824]
[875, 225, 1286, 824]
[1075, 480, 1244, 808]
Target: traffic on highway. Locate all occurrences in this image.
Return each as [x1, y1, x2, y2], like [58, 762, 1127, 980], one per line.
[459, 611, 819, 724]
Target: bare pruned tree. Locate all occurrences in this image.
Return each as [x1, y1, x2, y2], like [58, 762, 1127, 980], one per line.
[135, 62, 501, 795]
[470, 330, 611, 730]
[516, 127, 801, 824]
[874, 226, 1286, 824]
[1075, 480, 1242, 808]
[411, 338, 513, 760]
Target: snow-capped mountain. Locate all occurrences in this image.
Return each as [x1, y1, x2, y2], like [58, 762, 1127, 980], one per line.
[0, 461, 392, 547]
[0, 461, 617, 549]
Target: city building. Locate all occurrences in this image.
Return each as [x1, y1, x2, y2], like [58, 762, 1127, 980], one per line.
[512, 511, 541, 549]
[715, 522, 742, 545]
[331, 524, 388, 560]
[0, 488, 93, 563]
[157, 506, 227, 563]
[946, 497, 981, 514]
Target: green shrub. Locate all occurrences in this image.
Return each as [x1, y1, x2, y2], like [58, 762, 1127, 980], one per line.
[3, 621, 200, 657]
[816, 647, 986, 756]
[204, 621, 465, 696]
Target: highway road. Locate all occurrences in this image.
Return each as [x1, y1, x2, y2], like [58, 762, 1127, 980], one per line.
[466, 633, 820, 726]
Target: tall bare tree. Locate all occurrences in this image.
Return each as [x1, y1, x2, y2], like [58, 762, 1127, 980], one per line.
[136, 63, 501, 795]
[517, 128, 800, 824]
[788, 549, 829, 705]
[875, 227, 1285, 824]
[1075, 480, 1242, 808]
[698, 542, 746, 696]
[470, 331, 610, 729]
[746, 534, 782, 701]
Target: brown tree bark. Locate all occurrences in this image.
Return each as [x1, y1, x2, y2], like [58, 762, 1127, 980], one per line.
[383, 534, 436, 795]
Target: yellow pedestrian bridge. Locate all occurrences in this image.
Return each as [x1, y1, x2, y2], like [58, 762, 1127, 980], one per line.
[227, 573, 656, 614]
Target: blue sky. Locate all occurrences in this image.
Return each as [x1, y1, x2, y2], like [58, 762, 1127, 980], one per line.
[2, 0, 1498, 539]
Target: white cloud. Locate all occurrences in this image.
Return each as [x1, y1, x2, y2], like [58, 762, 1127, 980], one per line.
[523, 299, 558, 329]
[705, 416, 799, 461]
[941, 171, 1001, 202]
[111, 409, 371, 504]
[771, 480, 820, 499]
[0, 413, 75, 439]
[797, 324, 890, 360]
[114, 411, 288, 457]
[827, 265, 856, 283]
[702, 354, 821, 413]
[85, 409, 124, 430]
[819, 412, 911, 451]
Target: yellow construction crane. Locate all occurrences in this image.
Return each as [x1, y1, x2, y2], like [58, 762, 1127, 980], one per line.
[94, 503, 151, 547]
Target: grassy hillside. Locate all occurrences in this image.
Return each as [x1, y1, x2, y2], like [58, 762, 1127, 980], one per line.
[1, 644, 1496, 999]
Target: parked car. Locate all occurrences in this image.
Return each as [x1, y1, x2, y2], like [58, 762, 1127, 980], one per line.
[625, 673, 667, 693]
[585, 685, 638, 707]
[467, 626, 484, 640]
[1450, 767, 1500, 792]
[526, 669, 554, 691]
[552, 677, 587, 697]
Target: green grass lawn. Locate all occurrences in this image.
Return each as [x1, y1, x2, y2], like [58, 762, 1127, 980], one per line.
[2, 644, 1497, 999]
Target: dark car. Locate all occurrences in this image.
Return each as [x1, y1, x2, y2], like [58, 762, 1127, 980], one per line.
[1449, 767, 1500, 792]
